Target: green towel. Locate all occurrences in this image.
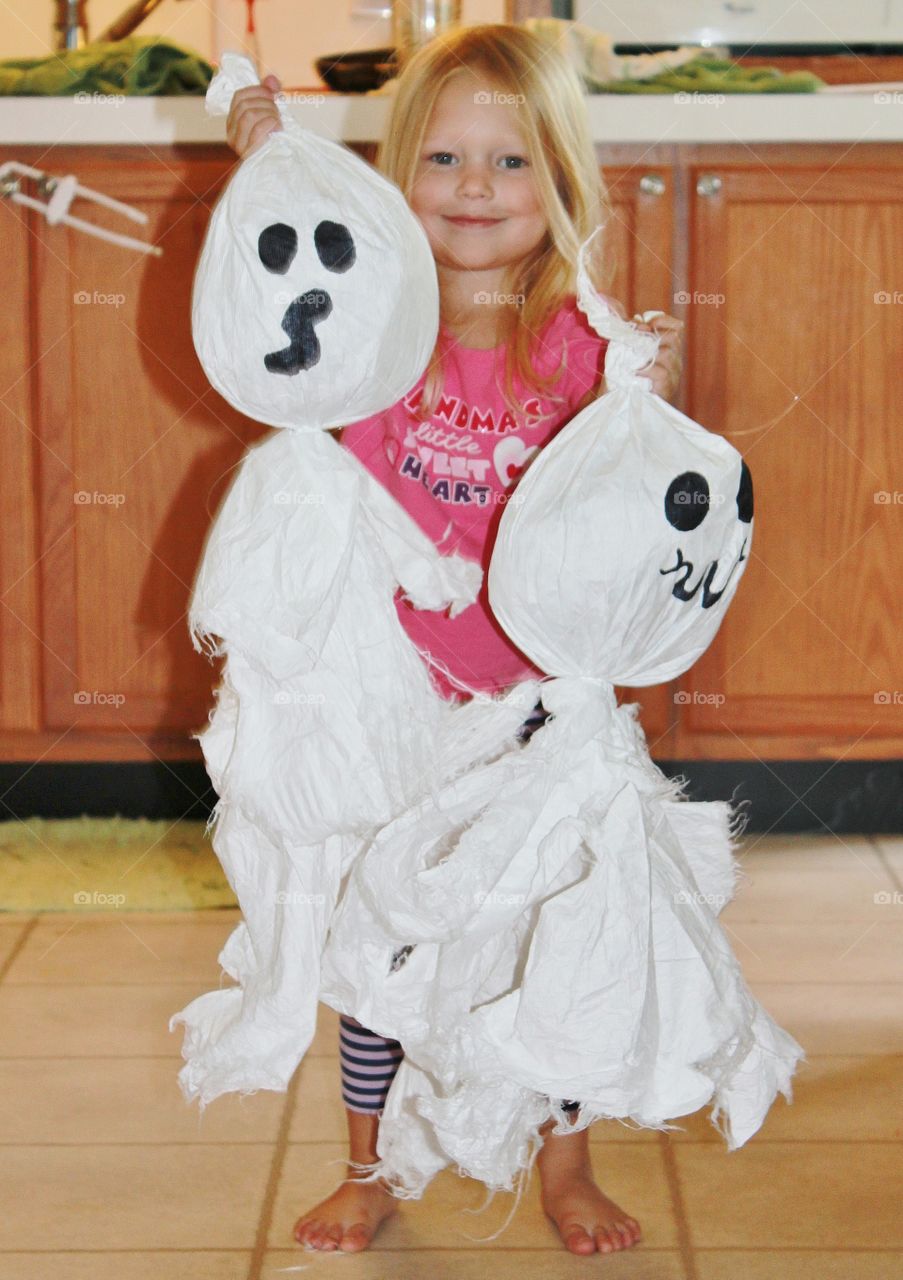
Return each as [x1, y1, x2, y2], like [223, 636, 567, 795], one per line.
[587, 57, 824, 94]
[0, 36, 213, 96]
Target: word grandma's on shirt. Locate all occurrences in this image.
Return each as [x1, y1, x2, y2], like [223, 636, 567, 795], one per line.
[340, 299, 608, 695]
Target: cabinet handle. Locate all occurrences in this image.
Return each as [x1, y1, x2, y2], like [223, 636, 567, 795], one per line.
[697, 174, 723, 197]
[639, 173, 666, 196]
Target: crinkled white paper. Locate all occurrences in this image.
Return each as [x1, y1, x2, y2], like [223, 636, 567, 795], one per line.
[321, 228, 803, 1199]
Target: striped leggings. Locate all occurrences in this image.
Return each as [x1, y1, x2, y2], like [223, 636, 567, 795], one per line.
[338, 698, 579, 1116]
[338, 1015, 580, 1115]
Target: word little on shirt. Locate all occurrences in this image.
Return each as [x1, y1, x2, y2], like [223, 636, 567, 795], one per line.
[397, 386, 545, 507]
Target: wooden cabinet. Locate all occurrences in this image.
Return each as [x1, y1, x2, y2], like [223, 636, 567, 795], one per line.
[676, 145, 903, 760]
[1, 146, 266, 762]
[2, 141, 902, 767]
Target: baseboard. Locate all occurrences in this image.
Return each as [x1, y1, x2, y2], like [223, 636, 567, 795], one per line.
[1, 760, 901, 834]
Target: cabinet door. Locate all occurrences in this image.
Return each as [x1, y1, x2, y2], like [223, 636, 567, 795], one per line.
[24, 147, 266, 756]
[0, 192, 40, 737]
[601, 161, 676, 748]
[679, 155, 903, 758]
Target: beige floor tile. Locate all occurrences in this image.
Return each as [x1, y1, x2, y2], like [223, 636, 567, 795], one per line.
[726, 836, 894, 923]
[719, 920, 903, 983]
[270, 1142, 677, 1252]
[261, 1247, 688, 1278]
[675, 1143, 903, 1248]
[874, 834, 903, 871]
[0, 983, 205, 1057]
[287, 1055, 659, 1146]
[0, 916, 33, 968]
[4, 916, 243, 985]
[669, 1054, 903, 1143]
[0, 1057, 285, 1144]
[0, 1253, 249, 1280]
[742, 982, 903, 1055]
[0, 984, 339, 1059]
[696, 1252, 903, 1280]
[290, 1054, 353, 1143]
[0, 1145, 272, 1251]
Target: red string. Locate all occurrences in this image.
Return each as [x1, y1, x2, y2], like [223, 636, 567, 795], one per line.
[245, 0, 256, 36]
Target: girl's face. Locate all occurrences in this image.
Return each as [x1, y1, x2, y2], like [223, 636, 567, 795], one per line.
[409, 71, 549, 280]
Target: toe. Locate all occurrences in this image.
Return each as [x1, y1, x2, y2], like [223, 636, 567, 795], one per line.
[340, 1223, 373, 1253]
[594, 1228, 616, 1253]
[322, 1225, 342, 1250]
[308, 1225, 332, 1250]
[612, 1220, 635, 1248]
[619, 1217, 642, 1245]
[563, 1225, 597, 1255]
[294, 1218, 317, 1245]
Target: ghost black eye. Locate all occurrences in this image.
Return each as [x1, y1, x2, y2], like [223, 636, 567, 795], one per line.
[258, 223, 298, 275]
[737, 460, 753, 524]
[314, 220, 356, 273]
[665, 471, 710, 532]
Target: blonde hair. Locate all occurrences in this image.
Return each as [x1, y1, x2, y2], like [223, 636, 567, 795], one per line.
[376, 23, 612, 421]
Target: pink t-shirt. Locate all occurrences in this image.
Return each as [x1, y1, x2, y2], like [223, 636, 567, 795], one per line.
[341, 298, 608, 696]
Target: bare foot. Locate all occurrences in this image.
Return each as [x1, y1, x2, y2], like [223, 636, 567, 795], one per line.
[293, 1169, 398, 1252]
[541, 1170, 643, 1256]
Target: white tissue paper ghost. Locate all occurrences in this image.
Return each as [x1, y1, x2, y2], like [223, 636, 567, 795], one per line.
[169, 54, 537, 1108]
[320, 227, 805, 1204]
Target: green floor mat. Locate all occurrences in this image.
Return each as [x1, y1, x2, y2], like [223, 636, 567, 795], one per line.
[0, 817, 236, 912]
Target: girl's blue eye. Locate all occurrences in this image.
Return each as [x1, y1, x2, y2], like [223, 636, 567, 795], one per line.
[501, 156, 528, 170]
[428, 152, 454, 165]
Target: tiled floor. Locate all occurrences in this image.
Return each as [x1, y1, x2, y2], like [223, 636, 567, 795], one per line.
[0, 832, 901, 1279]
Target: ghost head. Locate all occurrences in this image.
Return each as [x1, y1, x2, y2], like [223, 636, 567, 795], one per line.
[489, 379, 752, 687]
[192, 61, 438, 432]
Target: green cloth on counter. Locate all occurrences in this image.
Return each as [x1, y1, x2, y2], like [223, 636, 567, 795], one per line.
[0, 36, 213, 96]
[587, 57, 824, 94]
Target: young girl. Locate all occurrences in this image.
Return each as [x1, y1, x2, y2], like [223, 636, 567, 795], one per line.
[227, 23, 683, 1258]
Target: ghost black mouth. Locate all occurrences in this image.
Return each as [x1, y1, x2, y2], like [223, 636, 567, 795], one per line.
[265, 290, 333, 375]
[660, 537, 749, 609]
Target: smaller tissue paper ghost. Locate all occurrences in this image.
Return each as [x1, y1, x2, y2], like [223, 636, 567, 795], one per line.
[320, 228, 805, 1201]
[170, 54, 533, 1109]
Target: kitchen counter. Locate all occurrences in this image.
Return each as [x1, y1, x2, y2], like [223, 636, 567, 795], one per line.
[2, 88, 903, 146]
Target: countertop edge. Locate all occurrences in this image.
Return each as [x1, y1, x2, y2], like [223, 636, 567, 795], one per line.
[1, 93, 902, 145]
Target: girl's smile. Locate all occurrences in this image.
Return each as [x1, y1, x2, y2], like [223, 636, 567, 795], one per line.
[444, 215, 506, 227]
